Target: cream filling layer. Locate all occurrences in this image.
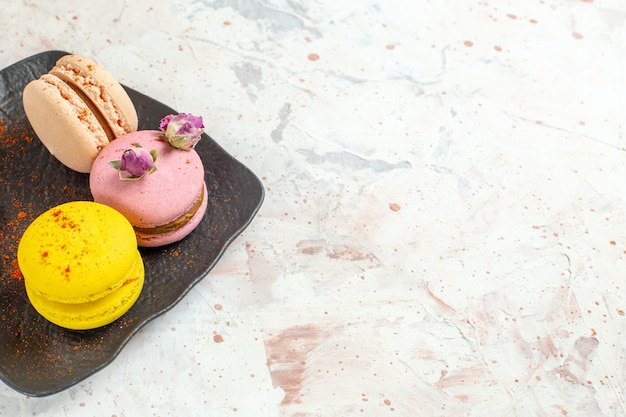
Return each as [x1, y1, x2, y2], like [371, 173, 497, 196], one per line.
[134, 186, 205, 235]
[50, 63, 133, 137]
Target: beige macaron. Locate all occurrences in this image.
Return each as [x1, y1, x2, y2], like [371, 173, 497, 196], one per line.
[22, 54, 138, 173]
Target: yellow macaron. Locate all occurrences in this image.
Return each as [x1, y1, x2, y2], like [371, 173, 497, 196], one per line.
[17, 201, 144, 330]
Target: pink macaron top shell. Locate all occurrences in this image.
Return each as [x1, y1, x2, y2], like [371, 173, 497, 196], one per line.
[90, 130, 205, 230]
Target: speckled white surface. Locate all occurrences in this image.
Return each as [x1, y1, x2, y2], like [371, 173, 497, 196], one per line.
[2, 0, 626, 416]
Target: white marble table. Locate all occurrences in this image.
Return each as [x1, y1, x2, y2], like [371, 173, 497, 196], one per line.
[2, 0, 626, 416]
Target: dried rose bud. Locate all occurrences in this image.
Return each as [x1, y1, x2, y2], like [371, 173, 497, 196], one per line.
[159, 113, 204, 150]
[108, 143, 158, 181]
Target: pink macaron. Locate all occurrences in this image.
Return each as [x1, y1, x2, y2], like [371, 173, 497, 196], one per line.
[89, 129, 207, 247]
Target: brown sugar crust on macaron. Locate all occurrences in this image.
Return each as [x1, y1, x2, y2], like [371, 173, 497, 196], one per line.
[49, 55, 138, 137]
[133, 186, 205, 235]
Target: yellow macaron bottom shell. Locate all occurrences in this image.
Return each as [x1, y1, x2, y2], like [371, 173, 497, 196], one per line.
[25, 250, 144, 330]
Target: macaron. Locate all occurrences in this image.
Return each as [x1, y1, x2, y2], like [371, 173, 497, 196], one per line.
[22, 54, 138, 173]
[17, 201, 144, 330]
[89, 130, 208, 247]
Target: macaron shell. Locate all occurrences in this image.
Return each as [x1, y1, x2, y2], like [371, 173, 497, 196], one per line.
[22, 75, 108, 173]
[136, 182, 208, 247]
[17, 201, 140, 304]
[90, 130, 206, 228]
[24, 252, 144, 330]
[51, 54, 138, 137]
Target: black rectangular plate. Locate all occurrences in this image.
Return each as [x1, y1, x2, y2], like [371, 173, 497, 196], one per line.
[0, 51, 264, 396]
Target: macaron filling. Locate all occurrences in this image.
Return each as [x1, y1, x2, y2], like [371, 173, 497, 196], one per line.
[50, 57, 136, 137]
[133, 186, 205, 235]
[62, 79, 115, 142]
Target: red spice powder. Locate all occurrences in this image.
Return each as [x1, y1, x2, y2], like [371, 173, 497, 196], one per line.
[0, 119, 33, 150]
[10, 259, 22, 280]
[4, 199, 30, 281]
[1, 118, 37, 281]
